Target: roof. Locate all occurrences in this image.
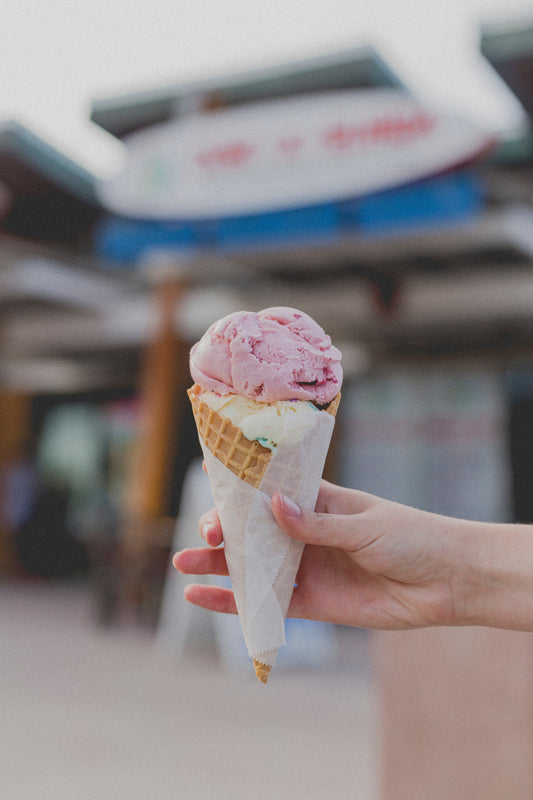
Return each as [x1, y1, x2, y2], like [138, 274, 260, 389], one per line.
[481, 19, 533, 119]
[90, 46, 407, 139]
[0, 121, 97, 203]
[0, 121, 100, 242]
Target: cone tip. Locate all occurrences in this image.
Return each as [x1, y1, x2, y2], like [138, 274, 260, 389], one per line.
[253, 659, 272, 684]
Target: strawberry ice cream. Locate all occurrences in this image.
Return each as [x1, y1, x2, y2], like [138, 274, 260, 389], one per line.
[189, 306, 342, 405]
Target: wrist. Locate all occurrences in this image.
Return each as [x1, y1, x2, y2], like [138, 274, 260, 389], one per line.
[453, 520, 533, 631]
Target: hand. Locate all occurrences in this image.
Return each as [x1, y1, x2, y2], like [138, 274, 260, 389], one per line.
[173, 480, 472, 630]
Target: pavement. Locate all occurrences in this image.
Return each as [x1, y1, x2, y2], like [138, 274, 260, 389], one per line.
[0, 578, 378, 800]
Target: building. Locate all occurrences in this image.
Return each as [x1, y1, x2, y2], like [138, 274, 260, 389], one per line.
[3, 26, 533, 797]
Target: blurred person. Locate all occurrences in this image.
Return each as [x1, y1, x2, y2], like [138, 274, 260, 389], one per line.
[1, 438, 39, 534]
[14, 478, 90, 579]
[174, 479, 533, 633]
[2, 435, 90, 578]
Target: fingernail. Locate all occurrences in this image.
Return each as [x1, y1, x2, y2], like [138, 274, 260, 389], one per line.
[279, 493, 301, 518]
[202, 523, 214, 542]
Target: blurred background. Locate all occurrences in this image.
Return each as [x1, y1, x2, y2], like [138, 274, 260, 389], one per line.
[2, 1, 533, 798]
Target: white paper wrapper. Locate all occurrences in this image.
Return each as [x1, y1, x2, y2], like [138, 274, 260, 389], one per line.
[200, 409, 335, 671]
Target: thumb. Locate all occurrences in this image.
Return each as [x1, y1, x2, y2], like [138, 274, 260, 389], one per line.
[271, 491, 359, 551]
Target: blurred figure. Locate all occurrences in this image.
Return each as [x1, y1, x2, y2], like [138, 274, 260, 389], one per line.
[1, 438, 39, 535]
[2, 437, 89, 578]
[15, 478, 89, 578]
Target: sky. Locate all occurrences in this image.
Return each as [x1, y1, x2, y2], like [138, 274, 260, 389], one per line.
[2, 0, 533, 178]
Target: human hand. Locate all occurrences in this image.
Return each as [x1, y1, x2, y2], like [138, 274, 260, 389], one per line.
[173, 480, 474, 630]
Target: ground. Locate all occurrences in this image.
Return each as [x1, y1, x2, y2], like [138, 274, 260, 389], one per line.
[0, 579, 377, 800]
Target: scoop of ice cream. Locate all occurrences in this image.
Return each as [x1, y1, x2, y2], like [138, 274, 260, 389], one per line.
[190, 307, 342, 403]
[200, 390, 321, 449]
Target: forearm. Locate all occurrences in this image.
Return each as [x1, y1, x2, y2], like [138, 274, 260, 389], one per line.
[453, 520, 533, 631]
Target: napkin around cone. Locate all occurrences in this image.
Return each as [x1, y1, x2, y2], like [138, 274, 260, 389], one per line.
[198, 407, 336, 675]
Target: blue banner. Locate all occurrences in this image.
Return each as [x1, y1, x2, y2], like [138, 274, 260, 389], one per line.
[95, 170, 484, 267]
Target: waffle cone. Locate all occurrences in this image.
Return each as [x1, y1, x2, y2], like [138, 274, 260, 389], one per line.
[187, 384, 341, 683]
[187, 384, 340, 490]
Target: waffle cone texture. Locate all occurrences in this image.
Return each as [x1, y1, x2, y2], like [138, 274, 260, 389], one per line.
[188, 384, 340, 489]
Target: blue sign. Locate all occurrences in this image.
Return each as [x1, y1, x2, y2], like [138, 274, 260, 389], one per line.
[95, 170, 484, 266]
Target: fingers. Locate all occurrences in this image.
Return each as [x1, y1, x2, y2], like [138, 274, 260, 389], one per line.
[183, 584, 237, 614]
[173, 547, 228, 576]
[271, 491, 364, 551]
[199, 508, 223, 547]
[173, 547, 235, 614]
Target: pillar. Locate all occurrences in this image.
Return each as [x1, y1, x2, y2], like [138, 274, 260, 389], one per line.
[120, 279, 190, 617]
[376, 627, 533, 800]
[125, 280, 189, 523]
[0, 390, 31, 571]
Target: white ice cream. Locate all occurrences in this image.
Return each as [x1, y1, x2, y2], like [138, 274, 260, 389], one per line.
[200, 390, 320, 450]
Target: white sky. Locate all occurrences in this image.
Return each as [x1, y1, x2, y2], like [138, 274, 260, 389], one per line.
[2, 0, 533, 177]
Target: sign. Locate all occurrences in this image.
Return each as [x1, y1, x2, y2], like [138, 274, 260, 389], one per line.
[98, 89, 493, 220]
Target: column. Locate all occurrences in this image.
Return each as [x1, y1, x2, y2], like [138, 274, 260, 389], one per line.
[376, 627, 533, 800]
[121, 279, 190, 618]
[0, 390, 31, 571]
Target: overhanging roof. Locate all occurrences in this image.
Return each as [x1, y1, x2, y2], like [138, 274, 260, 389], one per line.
[0, 121, 97, 204]
[4, 206, 533, 391]
[481, 19, 533, 120]
[90, 46, 407, 139]
[0, 121, 101, 241]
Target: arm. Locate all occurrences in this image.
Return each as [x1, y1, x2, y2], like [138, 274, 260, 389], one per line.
[173, 480, 533, 632]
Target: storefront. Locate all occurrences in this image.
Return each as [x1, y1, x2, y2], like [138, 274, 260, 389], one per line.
[89, 44, 530, 520]
[3, 31, 533, 797]
[88, 36, 533, 799]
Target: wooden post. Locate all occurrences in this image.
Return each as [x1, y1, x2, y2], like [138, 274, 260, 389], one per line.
[0, 390, 30, 460]
[376, 627, 533, 800]
[120, 279, 190, 617]
[0, 390, 31, 571]
[125, 279, 189, 524]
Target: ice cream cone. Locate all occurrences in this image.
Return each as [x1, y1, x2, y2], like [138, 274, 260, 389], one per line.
[186, 308, 342, 684]
[187, 384, 341, 684]
[187, 384, 340, 490]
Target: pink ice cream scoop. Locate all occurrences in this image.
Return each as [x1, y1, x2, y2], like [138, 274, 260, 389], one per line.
[190, 306, 342, 404]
